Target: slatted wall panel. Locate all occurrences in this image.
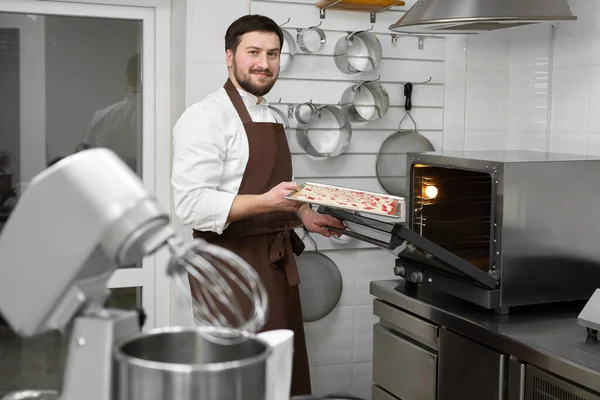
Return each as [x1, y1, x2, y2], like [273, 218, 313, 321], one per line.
[251, 0, 445, 252]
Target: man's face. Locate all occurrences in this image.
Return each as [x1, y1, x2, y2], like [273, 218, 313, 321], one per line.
[227, 31, 281, 97]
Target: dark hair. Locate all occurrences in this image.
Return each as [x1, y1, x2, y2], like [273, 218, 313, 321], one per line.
[225, 15, 284, 53]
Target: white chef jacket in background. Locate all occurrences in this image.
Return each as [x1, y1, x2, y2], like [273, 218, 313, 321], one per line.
[171, 87, 278, 234]
[86, 93, 141, 172]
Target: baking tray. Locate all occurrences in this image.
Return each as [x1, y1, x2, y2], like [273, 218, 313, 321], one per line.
[285, 181, 404, 219]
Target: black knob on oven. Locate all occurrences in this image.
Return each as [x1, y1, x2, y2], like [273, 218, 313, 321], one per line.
[410, 271, 424, 284]
[394, 265, 405, 277]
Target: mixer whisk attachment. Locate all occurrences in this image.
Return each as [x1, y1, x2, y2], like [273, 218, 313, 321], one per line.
[166, 237, 268, 337]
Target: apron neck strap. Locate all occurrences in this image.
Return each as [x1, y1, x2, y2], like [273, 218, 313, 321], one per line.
[224, 79, 253, 124]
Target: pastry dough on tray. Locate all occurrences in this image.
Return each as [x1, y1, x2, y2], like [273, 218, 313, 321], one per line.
[286, 182, 403, 218]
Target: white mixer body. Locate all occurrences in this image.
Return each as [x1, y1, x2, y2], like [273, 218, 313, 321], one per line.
[0, 148, 171, 337]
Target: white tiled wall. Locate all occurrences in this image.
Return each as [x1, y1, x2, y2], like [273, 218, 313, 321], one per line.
[442, 35, 467, 151]
[445, 0, 600, 155]
[550, 0, 600, 156]
[301, 249, 394, 397]
[443, 24, 553, 152]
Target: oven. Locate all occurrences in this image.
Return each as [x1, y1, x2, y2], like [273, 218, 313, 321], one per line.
[320, 150, 600, 313]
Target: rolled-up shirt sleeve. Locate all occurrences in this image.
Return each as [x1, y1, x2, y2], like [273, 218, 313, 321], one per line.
[171, 106, 236, 234]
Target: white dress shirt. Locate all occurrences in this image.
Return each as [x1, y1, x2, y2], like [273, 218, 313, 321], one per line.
[86, 93, 141, 171]
[171, 86, 278, 234]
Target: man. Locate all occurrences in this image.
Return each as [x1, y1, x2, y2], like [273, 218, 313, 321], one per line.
[83, 53, 141, 173]
[171, 14, 345, 395]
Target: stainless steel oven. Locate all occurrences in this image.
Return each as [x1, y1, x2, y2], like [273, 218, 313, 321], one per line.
[320, 150, 600, 313]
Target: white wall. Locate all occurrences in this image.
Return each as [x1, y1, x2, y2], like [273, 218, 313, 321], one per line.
[549, 0, 600, 156]
[185, 0, 249, 103]
[183, 0, 444, 398]
[443, 24, 553, 152]
[444, 0, 600, 156]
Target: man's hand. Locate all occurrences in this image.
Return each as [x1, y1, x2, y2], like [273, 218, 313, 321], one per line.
[297, 205, 346, 238]
[261, 181, 303, 213]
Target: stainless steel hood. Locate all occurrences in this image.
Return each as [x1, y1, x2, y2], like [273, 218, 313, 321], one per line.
[389, 0, 577, 35]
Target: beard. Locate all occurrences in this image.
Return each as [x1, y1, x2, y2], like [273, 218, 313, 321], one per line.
[232, 60, 277, 97]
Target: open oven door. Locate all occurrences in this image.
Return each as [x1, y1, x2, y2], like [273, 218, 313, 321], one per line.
[318, 206, 501, 309]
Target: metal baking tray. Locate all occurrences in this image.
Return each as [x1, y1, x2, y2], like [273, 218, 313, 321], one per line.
[285, 181, 404, 219]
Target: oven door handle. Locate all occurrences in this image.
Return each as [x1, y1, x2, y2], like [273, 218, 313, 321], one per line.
[326, 226, 407, 256]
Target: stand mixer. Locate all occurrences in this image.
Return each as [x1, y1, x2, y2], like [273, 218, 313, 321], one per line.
[0, 148, 281, 400]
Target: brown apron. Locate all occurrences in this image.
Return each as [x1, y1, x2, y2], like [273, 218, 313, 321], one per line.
[190, 79, 312, 396]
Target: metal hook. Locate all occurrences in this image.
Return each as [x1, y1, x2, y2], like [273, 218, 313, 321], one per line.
[347, 25, 373, 42]
[297, 20, 324, 34]
[391, 34, 398, 45]
[399, 77, 432, 86]
[279, 18, 291, 27]
[371, 0, 403, 23]
[351, 80, 364, 92]
[352, 75, 380, 92]
[347, 25, 374, 43]
[319, 0, 342, 19]
[278, 98, 282, 104]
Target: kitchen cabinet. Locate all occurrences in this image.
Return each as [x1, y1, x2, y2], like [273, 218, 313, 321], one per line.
[372, 299, 506, 400]
[373, 323, 437, 400]
[438, 329, 506, 400]
[372, 385, 400, 400]
[371, 280, 600, 400]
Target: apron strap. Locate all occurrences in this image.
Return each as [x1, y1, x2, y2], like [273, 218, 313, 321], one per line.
[269, 229, 305, 286]
[224, 79, 253, 124]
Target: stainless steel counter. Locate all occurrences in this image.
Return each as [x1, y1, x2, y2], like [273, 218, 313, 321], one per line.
[371, 279, 600, 396]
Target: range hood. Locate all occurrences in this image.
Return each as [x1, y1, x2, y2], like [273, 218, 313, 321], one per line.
[389, 0, 577, 35]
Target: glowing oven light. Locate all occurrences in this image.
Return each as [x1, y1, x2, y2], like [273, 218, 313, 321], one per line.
[424, 185, 438, 199]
